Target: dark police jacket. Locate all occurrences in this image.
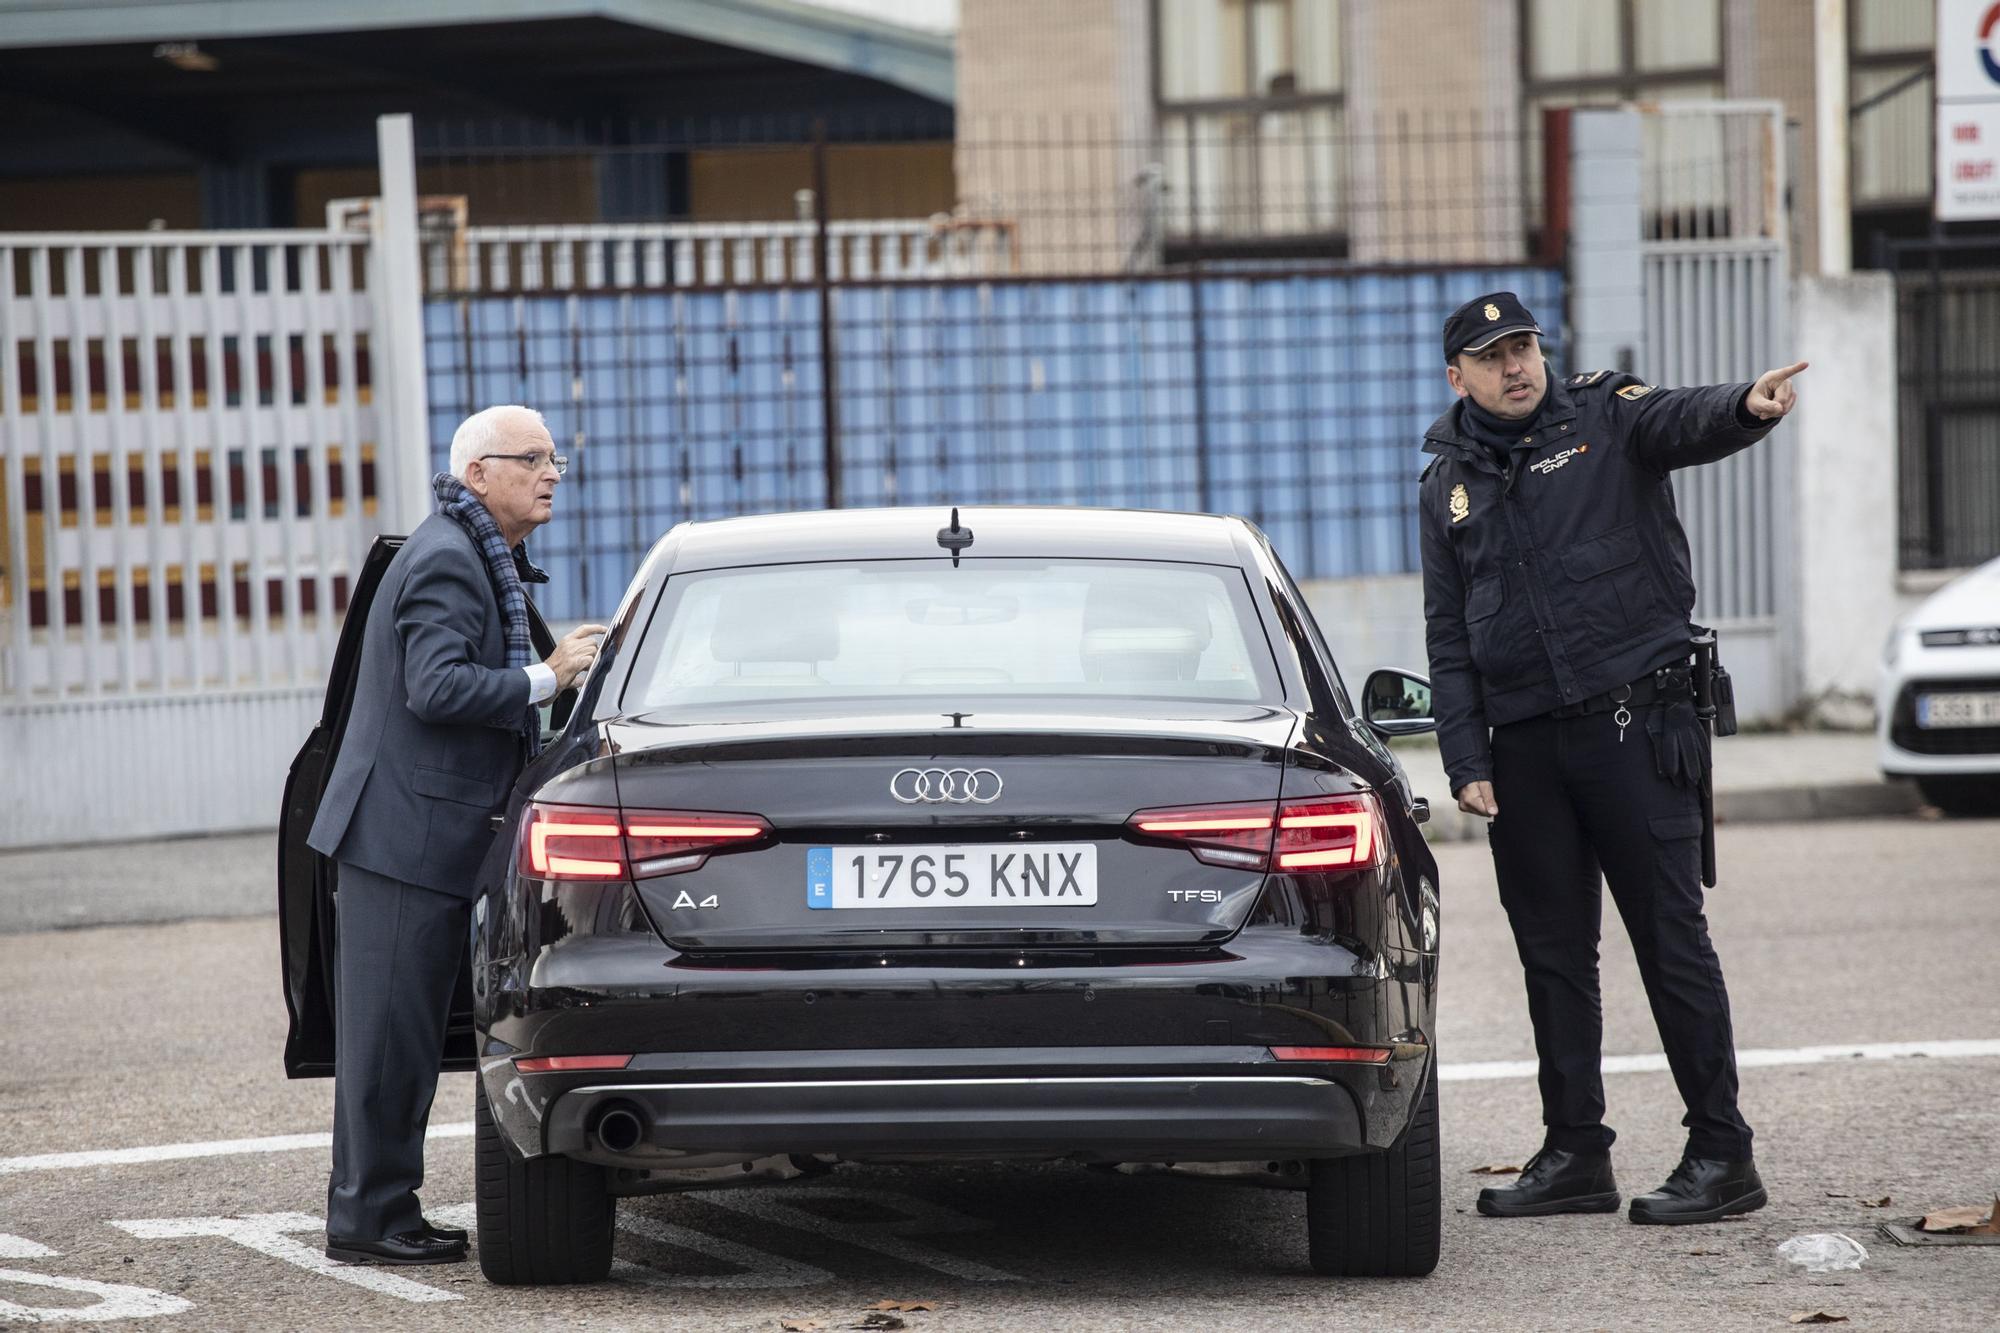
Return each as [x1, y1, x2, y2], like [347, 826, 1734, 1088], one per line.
[307, 513, 533, 896]
[1418, 371, 1776, 795]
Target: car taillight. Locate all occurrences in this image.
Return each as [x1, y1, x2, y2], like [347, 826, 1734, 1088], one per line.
[1273, 794, 1383, 871]
[1127, 793, 1385, 872]
[1126, 801, 1276, 868]
[519, 802, 771, 882]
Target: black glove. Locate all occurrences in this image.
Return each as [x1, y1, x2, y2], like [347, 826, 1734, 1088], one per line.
[1646, 697, 1709, 789]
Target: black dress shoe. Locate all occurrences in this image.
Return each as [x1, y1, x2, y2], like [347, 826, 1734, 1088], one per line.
[420, 1218, 469, 1245]
[1476, 1148, 1620, 1217]
[1629, 1155, 1767, 1225]
[325, 1230, 469, 1265]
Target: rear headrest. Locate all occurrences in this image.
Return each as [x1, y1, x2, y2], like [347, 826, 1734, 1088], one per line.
[1081, 579, 1213, 649]
[708, 585, 841, 663]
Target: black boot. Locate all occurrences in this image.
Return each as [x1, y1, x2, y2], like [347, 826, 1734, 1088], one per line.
[1629, 1156, 1766, 1225]
[1476, 1148, 1620, 1218]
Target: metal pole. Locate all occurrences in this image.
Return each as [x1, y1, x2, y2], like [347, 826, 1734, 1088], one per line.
[812, 119, 843, 509]
[1814, 0, 1852, 275]
[1184, 122, 1212, 514]
[375, 113, 434, 534]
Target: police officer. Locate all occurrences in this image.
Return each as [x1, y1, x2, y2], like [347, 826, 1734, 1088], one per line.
[1418, 292, 1803, 1225]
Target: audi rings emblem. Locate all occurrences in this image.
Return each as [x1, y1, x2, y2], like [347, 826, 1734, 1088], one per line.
[890, 767, 1003, 804]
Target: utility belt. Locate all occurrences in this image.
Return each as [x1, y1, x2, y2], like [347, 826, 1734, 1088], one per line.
[1537, 632, 1735, 889]
[1543, 643, 1736, 735]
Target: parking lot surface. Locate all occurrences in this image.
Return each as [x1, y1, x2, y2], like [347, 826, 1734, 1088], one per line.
[2, 816, 1995, 1330]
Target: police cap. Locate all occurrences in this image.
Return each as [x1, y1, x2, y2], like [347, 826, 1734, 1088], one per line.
[1443, 291, 1544, 362]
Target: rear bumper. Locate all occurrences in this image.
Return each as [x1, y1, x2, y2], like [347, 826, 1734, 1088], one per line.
[544, 1071, 1367, 1166]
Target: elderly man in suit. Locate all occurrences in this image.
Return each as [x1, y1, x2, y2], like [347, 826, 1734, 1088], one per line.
[307, 404, 605, 1265]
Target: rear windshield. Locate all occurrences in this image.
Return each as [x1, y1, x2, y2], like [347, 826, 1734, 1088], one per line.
[621, 558, 1283, 712]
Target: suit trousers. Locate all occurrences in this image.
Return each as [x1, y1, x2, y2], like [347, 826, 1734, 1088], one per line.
[326, 862, 470, 1240]
[1486, 707, 1754, 1161]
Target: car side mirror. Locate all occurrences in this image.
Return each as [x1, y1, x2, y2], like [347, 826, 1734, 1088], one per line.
[1361, 668, 1438, 740]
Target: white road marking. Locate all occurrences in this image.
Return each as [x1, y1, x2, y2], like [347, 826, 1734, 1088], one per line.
[0, 1122, 471, 1176]
[616, 1211, 836, 1289]
[0, 1269, 193, 1324]
[0, 1239, 55, 1261]
[700, 1188, 1023, 1282]
[4, 1038, 1996, 1178]
[1439, 1037, 2000, 1083]
[109, 1213, 459, 1305]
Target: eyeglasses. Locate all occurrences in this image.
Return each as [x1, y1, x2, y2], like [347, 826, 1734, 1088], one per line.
[480, 452, 569, 476]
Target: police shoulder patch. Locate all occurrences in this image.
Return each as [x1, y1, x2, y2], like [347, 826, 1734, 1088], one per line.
[1615, 382, 1657, 400]
[1567, 369, 1611, 388]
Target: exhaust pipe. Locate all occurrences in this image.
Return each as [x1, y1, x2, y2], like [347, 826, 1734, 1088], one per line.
[592, 1103, 646, 1154]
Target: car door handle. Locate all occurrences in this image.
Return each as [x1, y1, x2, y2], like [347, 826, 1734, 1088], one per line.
[1411, 797, 1430, 826]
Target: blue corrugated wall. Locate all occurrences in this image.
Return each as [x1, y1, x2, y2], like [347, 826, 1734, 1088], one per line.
[425, 267, 1563, 620]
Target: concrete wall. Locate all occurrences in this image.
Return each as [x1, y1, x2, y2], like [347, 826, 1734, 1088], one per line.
[1344, 0, 1526, 264]
[1791, 271, 1900, 725]
[953, 0, 1152, 272]
[1298, 574, 1428, 687]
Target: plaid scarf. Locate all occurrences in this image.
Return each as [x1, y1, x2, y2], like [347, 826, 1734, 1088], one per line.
[432, 473, 550, 753]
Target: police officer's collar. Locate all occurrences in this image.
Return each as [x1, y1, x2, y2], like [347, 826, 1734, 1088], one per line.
[1423, 379, 1576, 463]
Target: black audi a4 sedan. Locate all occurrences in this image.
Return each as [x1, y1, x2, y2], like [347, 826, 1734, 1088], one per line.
[280, 506, 1444, 1285]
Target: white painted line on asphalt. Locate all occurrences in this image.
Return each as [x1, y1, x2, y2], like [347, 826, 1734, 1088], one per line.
[0, 1235, 57, 1259]
[1439, 1037, 2000, 1083]
[5, 1038, 1997, 1177]
[110, 1213, 460, 1305]
[0, 1123, 471, 1176]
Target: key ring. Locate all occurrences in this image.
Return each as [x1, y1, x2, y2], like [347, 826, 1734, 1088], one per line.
[1611, 683, 1633, 735]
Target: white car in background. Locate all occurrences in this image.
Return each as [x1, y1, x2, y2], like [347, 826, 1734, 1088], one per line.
[1879, 555, 2000, 815]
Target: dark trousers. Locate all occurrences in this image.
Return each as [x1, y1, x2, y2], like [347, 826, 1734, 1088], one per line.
[1487, 708, 1754, 1161]
[326, 862, 470, 1240]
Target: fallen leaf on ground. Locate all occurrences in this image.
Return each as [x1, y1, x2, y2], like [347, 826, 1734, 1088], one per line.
[780, 1321, 825, 1332]
[1468, 1164, 1523, 1175]
[1788, 1314, 1849, 1325]
[1918, 1197, 2000, 1234]
[869, 1301, 938, 1312]
[1859, 1196, 1891, 1208]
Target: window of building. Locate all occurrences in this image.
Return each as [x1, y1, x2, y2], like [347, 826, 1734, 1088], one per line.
[1850, 0, 1934, 209]
[1153, 0, 1345, 253]
[1519, 0, 1724, 232]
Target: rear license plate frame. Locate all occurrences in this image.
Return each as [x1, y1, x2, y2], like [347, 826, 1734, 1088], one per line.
[806, 843, 1099, 910]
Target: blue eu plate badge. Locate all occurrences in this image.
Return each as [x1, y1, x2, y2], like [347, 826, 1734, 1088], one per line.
[806, 847, 833, 909]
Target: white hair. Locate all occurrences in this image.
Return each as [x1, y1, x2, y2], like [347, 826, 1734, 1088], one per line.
[450, 405, 547, 480]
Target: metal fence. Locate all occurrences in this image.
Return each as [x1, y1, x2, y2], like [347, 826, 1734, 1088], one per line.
[0, 230, 386, 845]
[425, 266, 1565, 621]
[414, 113, 1560, 619]
[1880, 236, 2000, 572]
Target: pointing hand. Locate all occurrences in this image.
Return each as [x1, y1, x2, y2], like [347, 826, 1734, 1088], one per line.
[1745, 361, 1807, 421]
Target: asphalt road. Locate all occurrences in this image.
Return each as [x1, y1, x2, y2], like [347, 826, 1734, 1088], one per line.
[2, 816, 1996, 1330]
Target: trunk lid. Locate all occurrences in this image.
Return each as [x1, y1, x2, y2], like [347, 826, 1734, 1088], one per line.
[603, 702, 1300, 951]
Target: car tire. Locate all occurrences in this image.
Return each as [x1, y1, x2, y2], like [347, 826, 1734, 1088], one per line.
[474, 1077, 616, 1285]
[1916, 775, 2000, 816]
[1305, 1059, 1441, 1278]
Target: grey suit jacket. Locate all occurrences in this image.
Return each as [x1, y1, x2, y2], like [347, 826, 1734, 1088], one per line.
[307, 513, 533, 896]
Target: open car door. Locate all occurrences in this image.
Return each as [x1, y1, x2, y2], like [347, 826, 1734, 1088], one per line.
[278, 536, 560, 1078]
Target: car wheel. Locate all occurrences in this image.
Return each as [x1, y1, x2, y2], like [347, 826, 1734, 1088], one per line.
[1305, 1059, 1440, 1277]
[1916, 776, 2000, 817]
[474, 1076, 616, 1285]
